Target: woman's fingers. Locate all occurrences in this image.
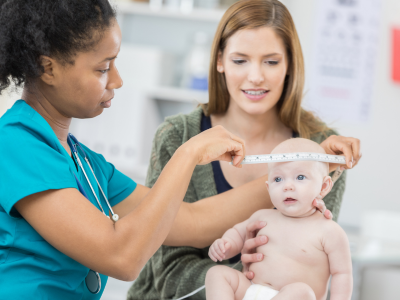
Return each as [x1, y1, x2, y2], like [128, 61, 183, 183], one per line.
[229, 133, 246, 166]
[245, 221, 267, 240]
[244, 271, 255, 280]
[312, 198, 333, 219]
[324, 209, 333, 219]
[331, 141, 354, 169]
[342, 137, 362, 167]
[241, 222, 267, 276]
[241, 252, 264, 264]
[313, 198, 325, 214]
[242, 235, 268, 254]
[191, 125, 246, 167]
[321, 135, 362, 170]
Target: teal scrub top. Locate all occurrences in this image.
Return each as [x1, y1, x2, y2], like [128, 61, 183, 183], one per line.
[0, 100, 137, 300]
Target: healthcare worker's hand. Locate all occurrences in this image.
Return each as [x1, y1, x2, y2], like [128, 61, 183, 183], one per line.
[183, 125, 245, 167]
[241, 220, 268, 280]
[320, 135, 361, 173]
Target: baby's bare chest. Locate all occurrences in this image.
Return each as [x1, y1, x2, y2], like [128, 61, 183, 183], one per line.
[256, 216, 327, 265]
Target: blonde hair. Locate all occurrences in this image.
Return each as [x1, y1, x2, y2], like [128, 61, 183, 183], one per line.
[205, 0, 328, 139]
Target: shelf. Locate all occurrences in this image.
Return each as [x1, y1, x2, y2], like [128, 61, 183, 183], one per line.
[146, 86, 208, 103]
[116, 1, 226, 22]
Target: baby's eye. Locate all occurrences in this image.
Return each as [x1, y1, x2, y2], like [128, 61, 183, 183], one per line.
[297, 175, 306, 180]
[274, 177, 282, 182]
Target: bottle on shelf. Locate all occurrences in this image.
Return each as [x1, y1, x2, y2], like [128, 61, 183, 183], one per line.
[181, 31, 210, 91]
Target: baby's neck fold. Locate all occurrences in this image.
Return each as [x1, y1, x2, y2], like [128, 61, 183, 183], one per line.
[281, 208, 318, 219]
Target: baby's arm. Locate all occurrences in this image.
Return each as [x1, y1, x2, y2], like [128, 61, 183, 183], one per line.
[323, 223, 353, 300]
[209, 209, 268, 262]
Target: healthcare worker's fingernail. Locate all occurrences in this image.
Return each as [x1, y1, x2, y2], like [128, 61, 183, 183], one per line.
[257, 254, 263, 261]
[260, 222, 266, 227]
[260, 236, 267, 243]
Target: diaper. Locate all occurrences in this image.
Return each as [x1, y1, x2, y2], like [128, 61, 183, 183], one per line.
[242, 284, 279, 300]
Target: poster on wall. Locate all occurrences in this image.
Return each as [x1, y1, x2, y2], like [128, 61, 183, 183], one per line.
[393, 27, 400, 83]
[306, 0, 382, 123]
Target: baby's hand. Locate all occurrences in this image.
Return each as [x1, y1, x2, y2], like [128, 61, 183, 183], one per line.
[209, 238, 231, 262]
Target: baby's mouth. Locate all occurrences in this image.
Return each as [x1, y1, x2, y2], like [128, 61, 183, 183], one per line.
[284, 198, 298, 204]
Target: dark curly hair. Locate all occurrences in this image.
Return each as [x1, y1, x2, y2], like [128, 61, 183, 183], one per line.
[0, 0, 116, 94]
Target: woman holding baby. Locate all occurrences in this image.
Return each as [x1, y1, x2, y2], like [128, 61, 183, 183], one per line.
[128, 0, 360, 299]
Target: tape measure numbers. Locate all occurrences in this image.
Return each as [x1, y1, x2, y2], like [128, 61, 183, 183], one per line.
[236, 152, 347, 165]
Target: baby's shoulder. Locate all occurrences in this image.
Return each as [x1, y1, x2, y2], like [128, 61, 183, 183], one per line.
[314, 215, 347, 239]
[249, 208, 278, 222]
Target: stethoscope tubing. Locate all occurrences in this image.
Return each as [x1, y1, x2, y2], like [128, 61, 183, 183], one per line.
[84, 156, 116, 216]
[72, 150, 106, 215]
[67, 133, 118, 222]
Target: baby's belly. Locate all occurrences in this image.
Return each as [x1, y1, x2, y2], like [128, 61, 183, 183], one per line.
[249, 247, 330, 300]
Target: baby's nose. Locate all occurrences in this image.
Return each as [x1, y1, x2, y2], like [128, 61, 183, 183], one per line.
[283, 183, 295, 191]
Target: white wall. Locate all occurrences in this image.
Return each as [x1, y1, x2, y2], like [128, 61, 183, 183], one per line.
[285, 0, 400, 228]
[0, 86, 20, 116]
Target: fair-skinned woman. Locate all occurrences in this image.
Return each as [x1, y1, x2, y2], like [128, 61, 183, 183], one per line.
[128, 1, 360, 300]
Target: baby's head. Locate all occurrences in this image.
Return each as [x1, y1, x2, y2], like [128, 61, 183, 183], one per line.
[266, 138, 333, 218]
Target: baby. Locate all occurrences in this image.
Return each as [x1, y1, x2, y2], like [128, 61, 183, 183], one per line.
[205, 138, 352, 300]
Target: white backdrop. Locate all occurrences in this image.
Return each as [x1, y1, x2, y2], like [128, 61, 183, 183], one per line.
[283, 0, 400, 228]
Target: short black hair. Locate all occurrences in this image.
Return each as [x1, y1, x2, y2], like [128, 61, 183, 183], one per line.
[0, 0, 116, 94]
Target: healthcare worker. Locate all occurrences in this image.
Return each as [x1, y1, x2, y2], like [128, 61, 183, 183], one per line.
[0, 1, 361, 299]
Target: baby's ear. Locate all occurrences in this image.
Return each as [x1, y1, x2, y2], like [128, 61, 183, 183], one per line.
[320, 176, 333, 198]
[265, 181, 269, 191]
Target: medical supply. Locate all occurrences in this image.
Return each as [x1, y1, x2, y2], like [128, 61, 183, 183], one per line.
[181, 31, 210, 90]
[67, 133, 122, 295]
[230, 152, 346, 183]
[237, 152, 347, 165]
[67, 133, 119, 222]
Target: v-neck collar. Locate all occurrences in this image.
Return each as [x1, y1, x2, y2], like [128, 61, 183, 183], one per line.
[20, 100, 80, 176]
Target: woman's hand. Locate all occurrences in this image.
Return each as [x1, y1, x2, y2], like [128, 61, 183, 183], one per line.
[313, 197, 332, 219]
[320, 135, 361, 173]
[183, 125, 245, 167]
[241, 221, 268, 280]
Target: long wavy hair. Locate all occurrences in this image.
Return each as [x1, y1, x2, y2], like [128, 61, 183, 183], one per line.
[204, 0, 328, 139]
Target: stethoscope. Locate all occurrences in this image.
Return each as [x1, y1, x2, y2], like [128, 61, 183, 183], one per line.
[67, 133, 119, 294]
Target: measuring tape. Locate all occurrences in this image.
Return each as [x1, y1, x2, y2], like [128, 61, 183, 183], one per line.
[236, 152, 347, 165]
[231, 152, 346, 183]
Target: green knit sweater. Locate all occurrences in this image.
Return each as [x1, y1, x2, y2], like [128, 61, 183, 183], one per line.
[127, 106, 346, 300]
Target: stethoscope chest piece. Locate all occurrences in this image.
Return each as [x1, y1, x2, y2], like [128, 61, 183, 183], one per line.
[85, 269, 101, 294]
